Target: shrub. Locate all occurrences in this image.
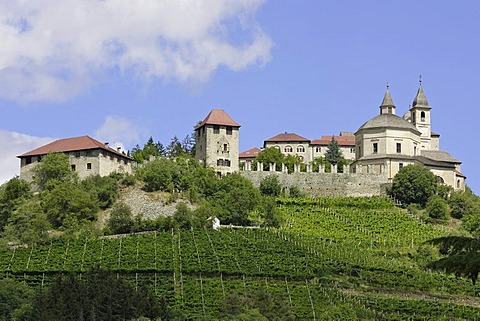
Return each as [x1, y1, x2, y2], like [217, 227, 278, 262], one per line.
[259, 175, 282, 196]
[391, 164, 437, 207]
[426, 195, 449, 221]
[107, 203, 133, 234]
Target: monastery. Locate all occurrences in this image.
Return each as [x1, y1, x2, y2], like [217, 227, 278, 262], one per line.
[195, 82, 466, 191]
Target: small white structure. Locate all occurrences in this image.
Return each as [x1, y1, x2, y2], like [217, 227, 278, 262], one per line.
[207, 216, 221, 230]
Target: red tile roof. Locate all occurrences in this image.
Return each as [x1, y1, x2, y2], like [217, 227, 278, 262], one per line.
[196, 109, 240, 129]
[18, 135, 132, 160]
[239, 147, 261, 159]
[264, 132, 310, 143]
[455, 170, 467, 178]
[311, 135, 355, 146]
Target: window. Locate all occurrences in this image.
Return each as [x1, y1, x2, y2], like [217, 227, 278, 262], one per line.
[396, 143, 402, 153]
[414, 146, 417, 156]
[388, 107, 392, 114]
[38, 155, 43, 162]
[316, 147, 321, 153]
[87, 163, 92, 170]
[399, 163, 403, 170]
[217, 159, 224, 166]
[350, 148, 355, 153]
[274, 146, 280, 150]
[71, 164, 76, 171]
[457, 179, 461, 189]
[213, 125, 220, 134]
[223, 144, 228, 152]
[297, 145, 305, 153]
[226, 126, 232, 135]
[299, 156, 304, 161]
[284, 146, 293, 152]
[75, 152, 80, 158]
[373, 143, 378, 154]
[26, 157, 32, 165]
[225, 159, 231, 167]
[421, 111, 426, 122]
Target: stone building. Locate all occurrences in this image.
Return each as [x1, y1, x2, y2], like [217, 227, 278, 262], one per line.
[351, 84, 465, 190]
[310, 133, 356, 161]
[195, 109, 240, 176]
[263, 132, 311, 162]
[239, 147, 261, 170]
[18, 135, 133, 181]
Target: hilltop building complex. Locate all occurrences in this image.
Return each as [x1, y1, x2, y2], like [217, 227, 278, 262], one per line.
[196, 82, 465, 191]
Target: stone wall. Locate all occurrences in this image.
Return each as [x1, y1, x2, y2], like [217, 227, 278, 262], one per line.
[240, 171, 390, 197]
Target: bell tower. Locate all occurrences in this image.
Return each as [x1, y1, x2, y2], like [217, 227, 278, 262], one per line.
[409, 78, 432, 150]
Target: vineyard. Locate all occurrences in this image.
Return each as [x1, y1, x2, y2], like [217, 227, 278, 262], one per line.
[1, 196, 480, 320]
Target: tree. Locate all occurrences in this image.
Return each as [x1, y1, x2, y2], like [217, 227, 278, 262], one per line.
[427, 236, 480, 284]
[390, 164, 437, 207]
[254, 147, 284, 171]
[107, 202, 133, 234]
[137, 158, 174, 192]
[0, 278, 34, 320]
[325, 136, 343, 165]
[426, 195, 449, 221]
[259, 175, 282, 196]
[33, 153, 75, 190]
[0, 176, 31, 231]
[167, 136, 184, 158]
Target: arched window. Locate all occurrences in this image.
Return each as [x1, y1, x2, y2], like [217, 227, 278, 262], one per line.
[274, 145, 280, 150]
[457, 179, 461, 189]
[421, 111, 426, 122]
[436, 176, 445, 184]
[284, 146, 293, 153]
[297, 145, 305, 153]
[299, 156, 304, 161]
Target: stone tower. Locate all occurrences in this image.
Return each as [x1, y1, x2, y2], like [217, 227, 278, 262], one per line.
[195, 109, 240, 176]
[409, 82, 432, 150]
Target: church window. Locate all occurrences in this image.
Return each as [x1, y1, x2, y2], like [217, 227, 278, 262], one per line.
[274, 145, 280, 150]
[421, 111, 426, 122]
[71, 164, 76, 171]
[399, 163, 403, 170]
[213, 125, 220, 134]
[297, 146, 305, 153]
[388, 107, 392, 114]
[284, 146, 293, 153]
[226, 126, 232, 135]
[396, 143, 402, 153]
[436, 176, 445, 184]
[457, 179, 461, 189]
[373, 143, 378, 154]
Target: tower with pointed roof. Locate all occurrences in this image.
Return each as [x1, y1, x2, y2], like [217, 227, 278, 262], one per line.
[409, 80, 432, 150]
[195, 109, 240, 175]
[379, 84, 396, 115]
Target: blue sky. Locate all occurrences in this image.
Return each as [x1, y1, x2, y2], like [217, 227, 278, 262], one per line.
[0, 0, 478, 194]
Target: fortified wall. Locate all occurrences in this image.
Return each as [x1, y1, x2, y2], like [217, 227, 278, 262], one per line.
[239, 163, 390, 197]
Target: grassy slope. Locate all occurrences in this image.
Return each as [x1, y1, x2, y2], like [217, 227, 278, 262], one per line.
[1, 196, 480, 320]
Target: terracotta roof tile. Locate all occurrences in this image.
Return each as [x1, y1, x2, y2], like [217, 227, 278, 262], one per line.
[239, 147, 261, 159]
[455, 170, 467, 178]
[311, 135, 355, 146]
[196, 109, 240, 128]
[264, 132, 310, 143]
[18, 135, 132, 160]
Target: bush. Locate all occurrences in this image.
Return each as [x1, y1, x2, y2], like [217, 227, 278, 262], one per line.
[391, 164, 437, 207]
[259, 175, 282, 196]
[107, 203, 133, 234]
[426, 195, 449, 221]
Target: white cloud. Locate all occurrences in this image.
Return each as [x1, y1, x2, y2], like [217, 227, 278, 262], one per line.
[94, 116, 143, 152]
[0, 130, 53, 185]
[0, 0, 272, 102]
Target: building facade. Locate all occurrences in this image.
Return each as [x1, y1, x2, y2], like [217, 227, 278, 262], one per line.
[18, 135, 133, 181]
[195, 109, 240, 176]
[351, 84, 465, 190]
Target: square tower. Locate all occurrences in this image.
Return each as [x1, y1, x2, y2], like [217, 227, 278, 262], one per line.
[195, 109, 240, 176]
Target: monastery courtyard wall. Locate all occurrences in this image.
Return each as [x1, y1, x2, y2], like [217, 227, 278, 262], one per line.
[240, 170, 390, 197]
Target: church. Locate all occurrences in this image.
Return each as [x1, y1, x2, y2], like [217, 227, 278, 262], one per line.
[351, 82, 465, 190]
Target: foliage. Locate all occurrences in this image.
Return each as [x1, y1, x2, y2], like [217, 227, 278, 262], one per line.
[33, 153, 76, 190]
[283, 154, 302, 173]
[130, 136, 166, 163]
[137, 158, 174, 192]
[3, 199, 51, 245]
[80, 173, 120, 209]
[426, 236, 480, 284]
[27, 270, 167, 320]
[426, 195, 449, 221]
[253, 147, 284, 171]
[0, 278, 33, 320]
[42, 182, 99, 228]
[0, 177, 31, 232]
[390, 164, 437, 207]
[107, 202, 134, 234]
[325, 136, 343, 165]
[259, 175, 282, 196]
[287, 185, 303, 198]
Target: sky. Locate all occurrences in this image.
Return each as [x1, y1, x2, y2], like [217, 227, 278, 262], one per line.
[0, 0, 479, 195]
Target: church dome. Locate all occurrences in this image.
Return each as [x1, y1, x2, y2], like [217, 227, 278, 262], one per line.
[357, 114, 420, 133]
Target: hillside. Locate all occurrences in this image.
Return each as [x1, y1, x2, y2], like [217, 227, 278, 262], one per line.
[1, 196, 479, 320]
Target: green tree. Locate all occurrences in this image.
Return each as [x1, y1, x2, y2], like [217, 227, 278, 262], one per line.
[426, 195, 449, 221]
[42, 182, 99, 228]
[0, 176, 31, 231]
[167, 136, 185, 158]
[130, 136, 165, 163]
[33, 153, 76, 190]
[390, 164, 437, 207]
[0, 278, 34, 320]
[427, 236, 480, 284]
[107, 202, 133, 234]
[254, 147, 284, 171]
[137, 158, 174, 192]
[325, 136, 343, 165]
[283, 154, 302, 173]
[80, 174, 120, 209]
[259, 175, 282, 196]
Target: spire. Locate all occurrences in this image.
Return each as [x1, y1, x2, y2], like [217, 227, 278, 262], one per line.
[379, 83, 396, 115]
[412, 76, 430, 108]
